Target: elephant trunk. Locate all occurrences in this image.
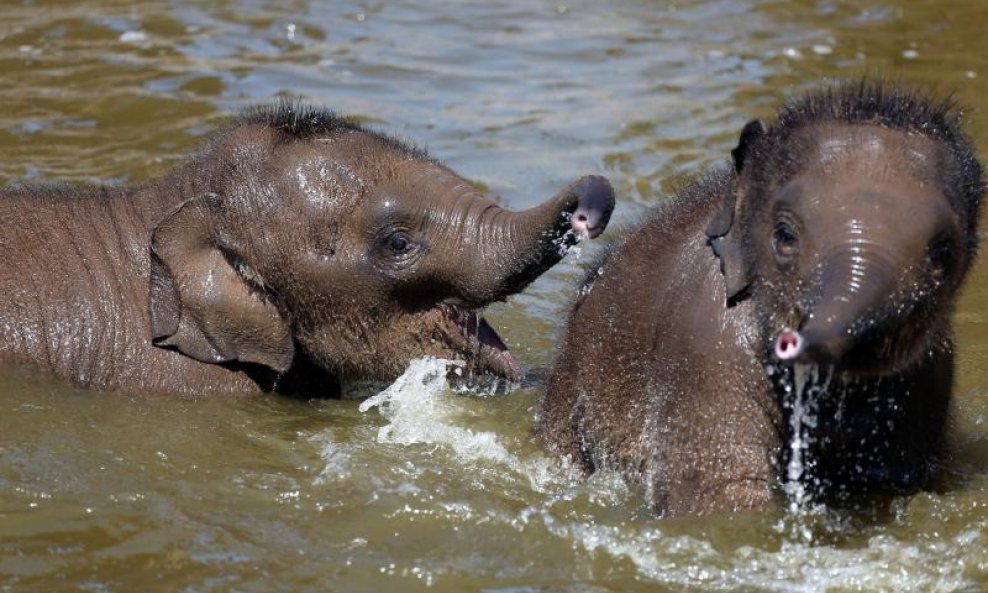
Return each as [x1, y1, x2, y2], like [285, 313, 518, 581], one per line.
[774, 248, 901, 365]
[460, 175, 614, 304]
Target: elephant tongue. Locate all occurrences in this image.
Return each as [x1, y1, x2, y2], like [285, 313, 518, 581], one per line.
[474, 315, 523, 382]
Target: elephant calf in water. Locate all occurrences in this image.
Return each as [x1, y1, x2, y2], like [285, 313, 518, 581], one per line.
[0, 104, 614, 396]
[539, 81, 984, 516]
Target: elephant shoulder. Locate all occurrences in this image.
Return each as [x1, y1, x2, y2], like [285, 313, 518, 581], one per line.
[596, 168, 731, 291]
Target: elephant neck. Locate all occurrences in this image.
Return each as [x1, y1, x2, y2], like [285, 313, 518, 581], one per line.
[137, 164, 217, 230]
[769, 355, 950, 503]
[262, 351, 343, 397]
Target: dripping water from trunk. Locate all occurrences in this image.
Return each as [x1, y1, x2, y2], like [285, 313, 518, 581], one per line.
[779, 363, 832, 543]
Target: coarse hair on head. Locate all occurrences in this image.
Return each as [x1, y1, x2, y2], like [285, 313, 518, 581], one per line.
[235, 99, 434, 162]
[749, 79, 984, 249]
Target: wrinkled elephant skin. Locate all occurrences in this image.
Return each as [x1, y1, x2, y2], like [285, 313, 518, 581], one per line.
[0, 105, 615, 396]
[539, 81, 984, 516]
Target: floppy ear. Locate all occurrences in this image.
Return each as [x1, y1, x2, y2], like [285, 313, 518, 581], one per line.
[731, 119, 765, 174]
[705, 119, 765, 305]
[149, 193, 295, 372]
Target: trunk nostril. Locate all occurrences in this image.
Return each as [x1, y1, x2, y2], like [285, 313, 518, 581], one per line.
[775, 328, 803, 361]
[569, 175, 614, 240]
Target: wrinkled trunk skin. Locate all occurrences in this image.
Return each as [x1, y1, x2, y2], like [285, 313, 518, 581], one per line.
[455, 176, 612, 305]
[797, 250, 902, 365]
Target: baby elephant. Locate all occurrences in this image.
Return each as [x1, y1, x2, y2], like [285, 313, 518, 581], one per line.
[539, 81, 984, 516]
[0, 104, 614, 396]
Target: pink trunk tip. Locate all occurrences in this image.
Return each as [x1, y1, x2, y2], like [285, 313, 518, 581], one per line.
[775, 328, 804, 361]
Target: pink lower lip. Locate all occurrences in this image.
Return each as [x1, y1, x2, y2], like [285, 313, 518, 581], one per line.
[475, 316, 522, 380]
[453, 310, 522, 382]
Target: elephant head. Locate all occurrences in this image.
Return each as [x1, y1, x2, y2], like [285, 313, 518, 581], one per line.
[149, 104, 614, 391]
[706, 83, 983, 375]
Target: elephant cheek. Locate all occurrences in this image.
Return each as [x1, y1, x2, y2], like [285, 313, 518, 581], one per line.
[292, 311, 427, 382]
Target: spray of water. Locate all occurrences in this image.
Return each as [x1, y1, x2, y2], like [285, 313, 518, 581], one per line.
[357, 357, 567, 490]
[551, 222, 585, 260]
[313, 357, 981, 590]
[778, 363, 834, 543]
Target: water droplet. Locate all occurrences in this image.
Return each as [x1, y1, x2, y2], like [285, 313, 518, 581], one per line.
[119, 30, 148, 44]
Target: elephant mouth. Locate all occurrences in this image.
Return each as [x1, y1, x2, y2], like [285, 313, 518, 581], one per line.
[440, 306, 523, 383]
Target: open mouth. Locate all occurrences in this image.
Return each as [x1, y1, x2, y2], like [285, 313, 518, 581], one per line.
[440, 305, 523, 382]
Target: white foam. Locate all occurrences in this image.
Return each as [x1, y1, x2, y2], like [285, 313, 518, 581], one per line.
[358, 357, 517, 467]
[355, 357, 587, 493]
[119, 30, 148, 44]
[312, 438, 354, 484]
[313, 358, 983, 591]
[554, 518, 979, 591]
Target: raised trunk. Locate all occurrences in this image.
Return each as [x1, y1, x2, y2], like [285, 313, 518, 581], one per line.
[457, 175, 613, 304]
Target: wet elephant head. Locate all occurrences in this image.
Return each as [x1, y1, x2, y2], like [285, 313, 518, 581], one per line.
[706, 85, 984, 375]
[149, 104, 614, 388]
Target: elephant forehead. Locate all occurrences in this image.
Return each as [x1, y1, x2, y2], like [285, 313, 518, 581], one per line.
[784, 174, 952, 228]
[796, 123, 947, 184]
[780, 125, 950, 217]
[388, 159, 475, 196]
[787, 183, 954, 265]
[263, 146, 366, 213]
[295, 159, 365, 206]
[374, 163, 498, 218]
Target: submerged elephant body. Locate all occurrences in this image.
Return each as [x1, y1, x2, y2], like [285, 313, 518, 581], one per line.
[539, 81, 984, 516]
[0, 105, 614, 396]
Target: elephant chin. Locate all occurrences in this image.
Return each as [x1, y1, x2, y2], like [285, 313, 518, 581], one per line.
[438, 305, 523, 383]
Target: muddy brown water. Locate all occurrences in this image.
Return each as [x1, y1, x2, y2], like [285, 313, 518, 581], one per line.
[1, 1, 987, 591]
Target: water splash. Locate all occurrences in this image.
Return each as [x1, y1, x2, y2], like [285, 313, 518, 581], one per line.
[302, 355, 986, 590]
[355, 357, 584, 493]
[357, 357, 524, 470]
[783, 364, 815, 514]
[779, 363, 833, 543]
[551, 222, 585, 260]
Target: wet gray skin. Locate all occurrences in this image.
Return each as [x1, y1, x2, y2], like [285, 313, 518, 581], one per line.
[0, 110, 615, 396]
[1, 1, 987, 592]
[540, 81, 982, 516]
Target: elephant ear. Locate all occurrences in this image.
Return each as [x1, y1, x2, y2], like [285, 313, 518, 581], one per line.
[705, 119, 766, 305]
[149, 193, 295, 373]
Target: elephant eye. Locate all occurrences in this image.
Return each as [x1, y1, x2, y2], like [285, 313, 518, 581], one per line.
[928, 238, 954, 278]
[387, 231, 413, 253]
[772, 220, 799, 260]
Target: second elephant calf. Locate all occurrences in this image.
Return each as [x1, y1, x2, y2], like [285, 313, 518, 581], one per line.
[539, 80, 984, 516]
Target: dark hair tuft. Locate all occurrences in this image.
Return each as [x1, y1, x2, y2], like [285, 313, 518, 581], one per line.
[235, 100, 434, 161]
[774, 79, 963, 143]
[760, 79, 984, 250]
